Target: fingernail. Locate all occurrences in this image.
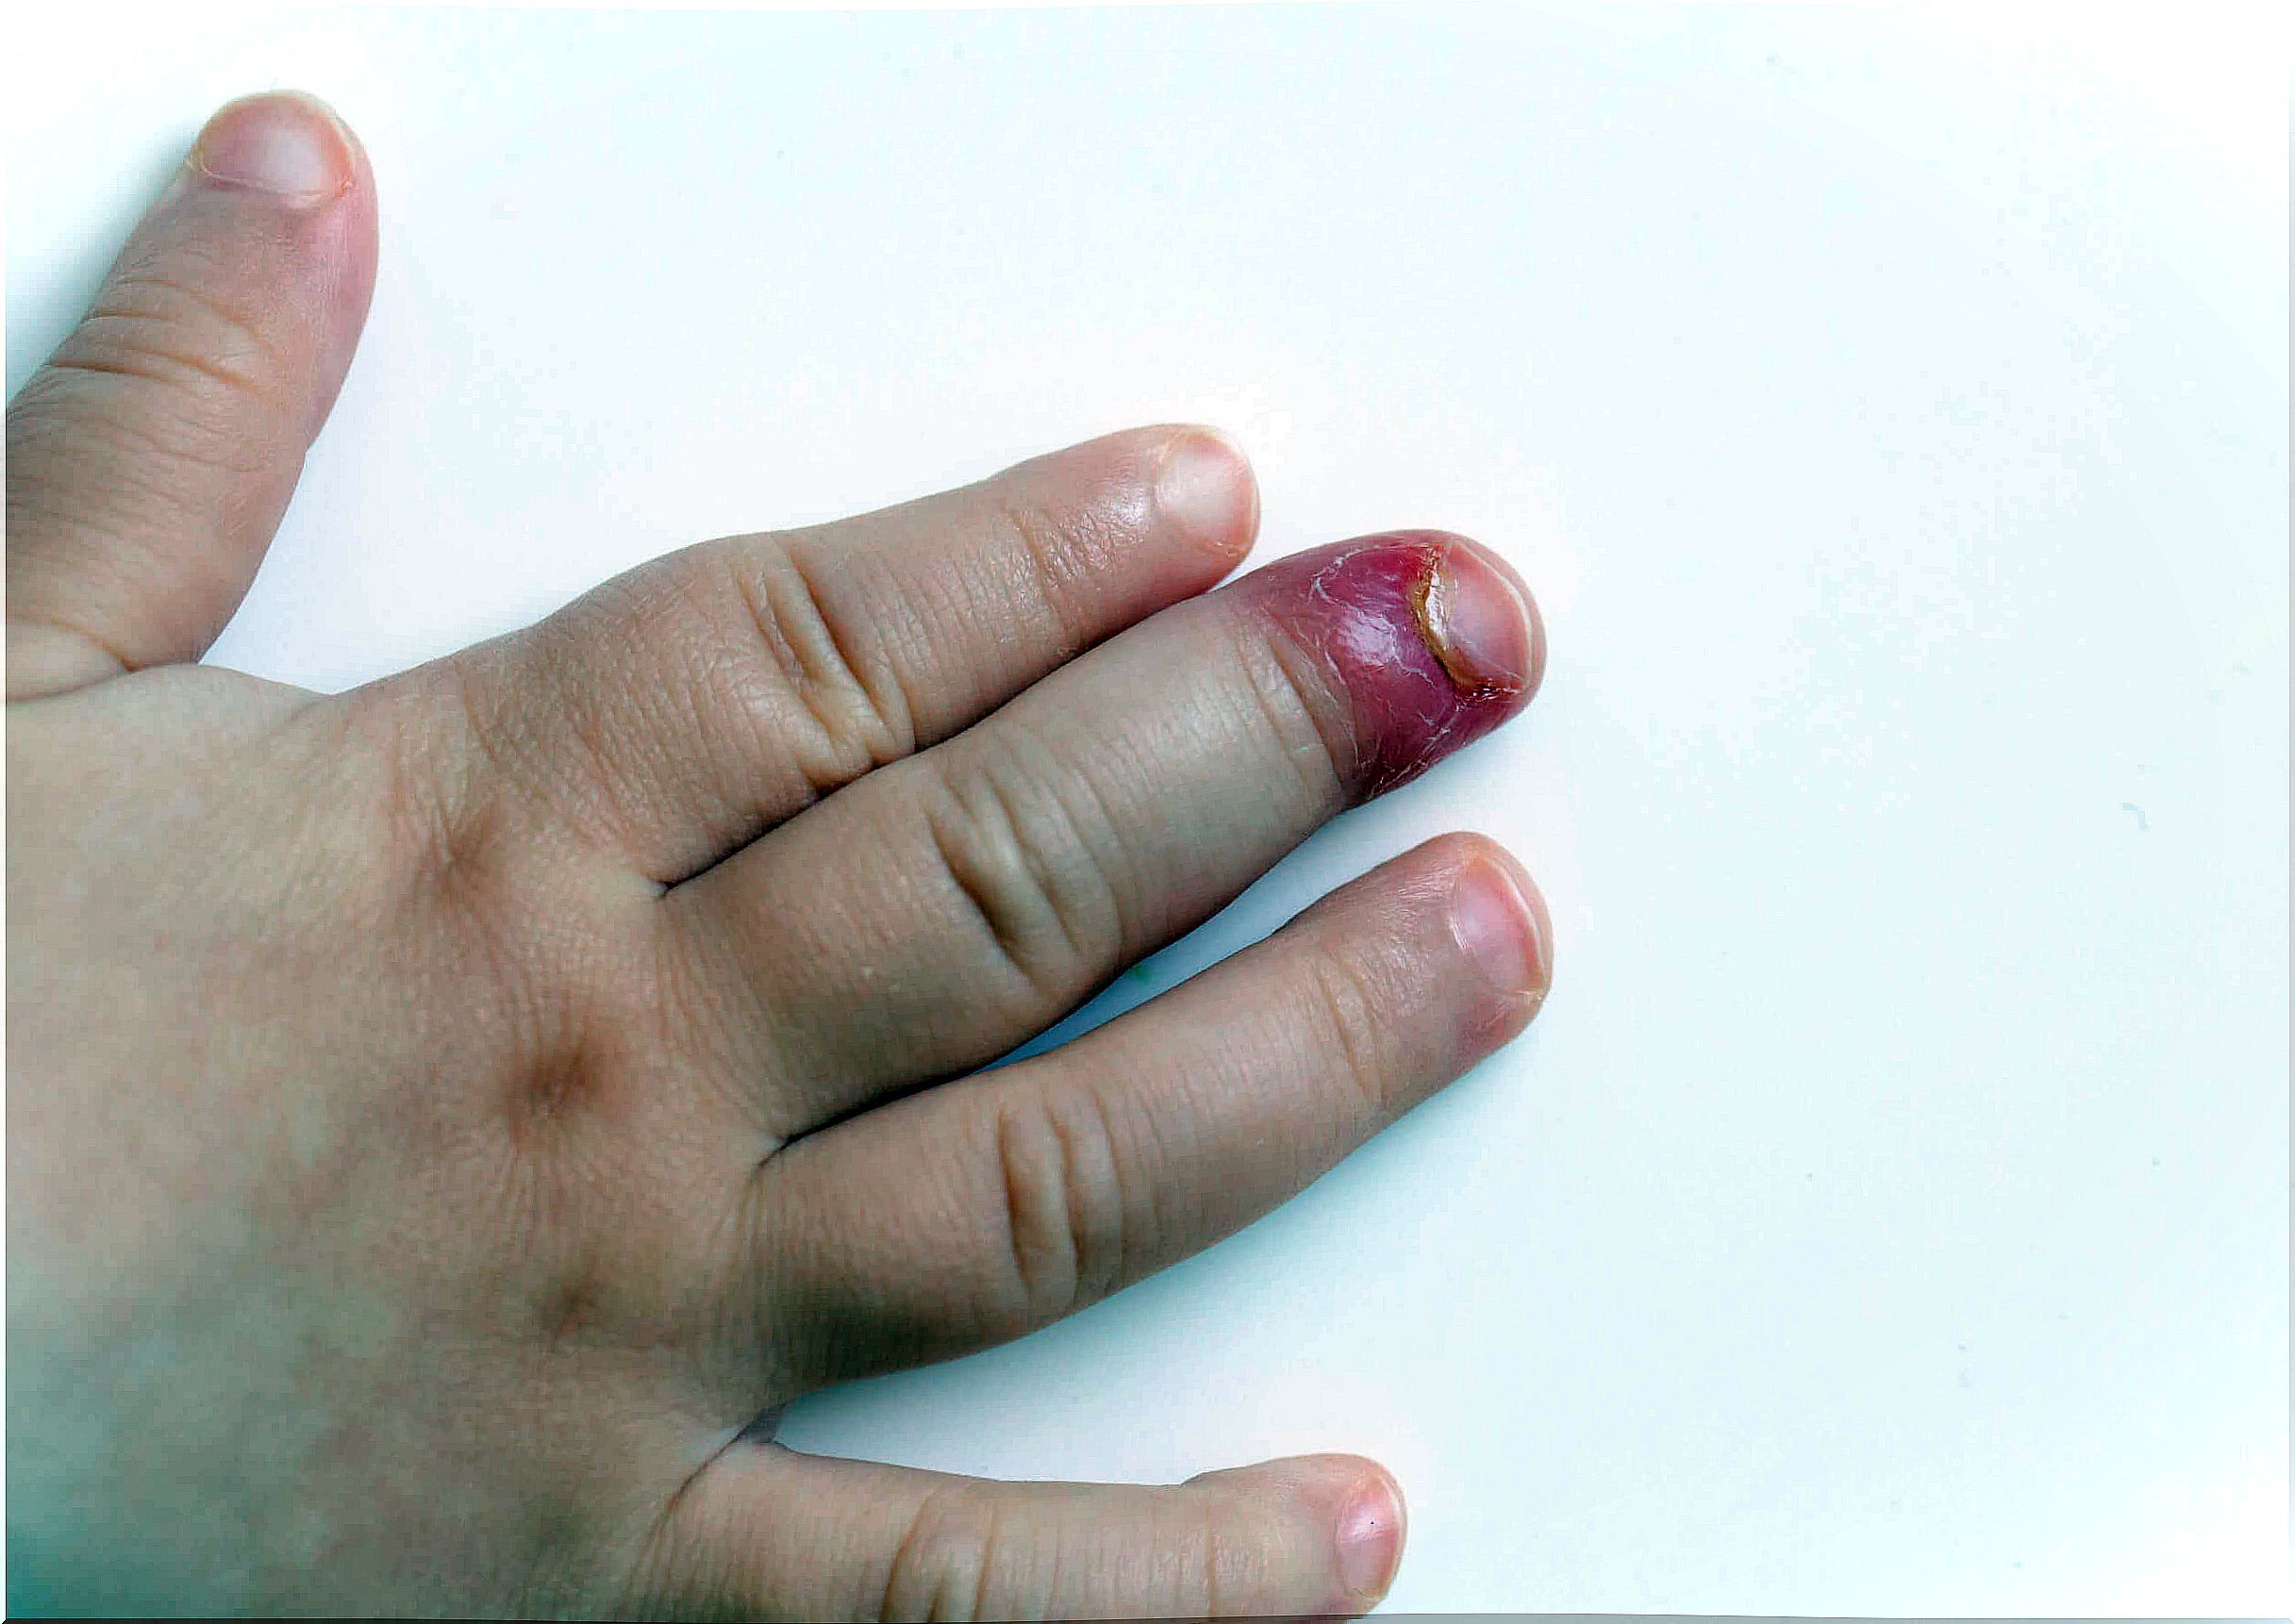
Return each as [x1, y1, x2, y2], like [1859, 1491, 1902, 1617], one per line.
[1336, 1473, 1405, 1602]
[1418, 540, 1535, 693]
[1450, 857, 1549, 1000]
[1153, 428, 1258, 557]
[191, 92, 356, 203]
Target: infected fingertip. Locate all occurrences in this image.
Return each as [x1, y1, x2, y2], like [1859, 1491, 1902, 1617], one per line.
[1151, 427, 1259, 563]
[1239, 530, 1540, 798]
[190, 91, 359, 205]
[1334, 1465, 1407, 1605]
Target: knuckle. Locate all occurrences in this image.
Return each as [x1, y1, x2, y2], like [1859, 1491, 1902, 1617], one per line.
[981, 489, 1115, 655]
[343, 675, 547, 976]
[920, 729, 1123, 1009]
[300, 679, 478, 884]
[988, 1092, 1132, 1334]
[877, 1487, 1038, 1624]
[715, 539, 916, 787]
[358, 668, 517, 889]
[1230, 627, 1355, 807]
[1304, 949, 1400, 1124]
[333, 674, 665, 1126]
[42, 265, 301, 456]
[1189, 1495, 1243, 1617]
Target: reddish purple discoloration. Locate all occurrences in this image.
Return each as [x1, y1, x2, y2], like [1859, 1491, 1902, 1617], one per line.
[1234, 530, 1540, 797]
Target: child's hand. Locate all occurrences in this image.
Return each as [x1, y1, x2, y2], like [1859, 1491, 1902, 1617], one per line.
[7, 91, 1550, 1619]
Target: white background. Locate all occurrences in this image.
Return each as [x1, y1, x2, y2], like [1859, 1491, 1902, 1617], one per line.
[7, 3, 2287, 1613]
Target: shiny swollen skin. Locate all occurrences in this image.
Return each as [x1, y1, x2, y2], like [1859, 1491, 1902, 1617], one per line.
[1232, 530, 1545, 796]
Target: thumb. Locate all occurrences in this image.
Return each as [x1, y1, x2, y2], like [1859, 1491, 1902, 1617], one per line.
[6, 91, 377, 698]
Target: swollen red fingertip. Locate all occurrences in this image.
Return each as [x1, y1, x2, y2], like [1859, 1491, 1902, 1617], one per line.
[1239, 530, 1541, 796]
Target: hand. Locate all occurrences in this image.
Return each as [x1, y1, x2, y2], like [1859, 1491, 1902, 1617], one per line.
[7, 92, 1551, 1618]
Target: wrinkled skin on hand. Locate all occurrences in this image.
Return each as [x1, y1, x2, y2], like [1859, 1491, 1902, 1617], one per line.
[7, 93, 1552, 1619]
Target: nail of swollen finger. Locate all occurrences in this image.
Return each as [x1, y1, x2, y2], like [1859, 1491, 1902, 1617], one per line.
[190, 91, 358, 204]
[1419, 539, 1538, 693]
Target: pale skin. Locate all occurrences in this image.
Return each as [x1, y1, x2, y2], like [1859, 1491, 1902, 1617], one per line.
[6, 93, 1554, 1618]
